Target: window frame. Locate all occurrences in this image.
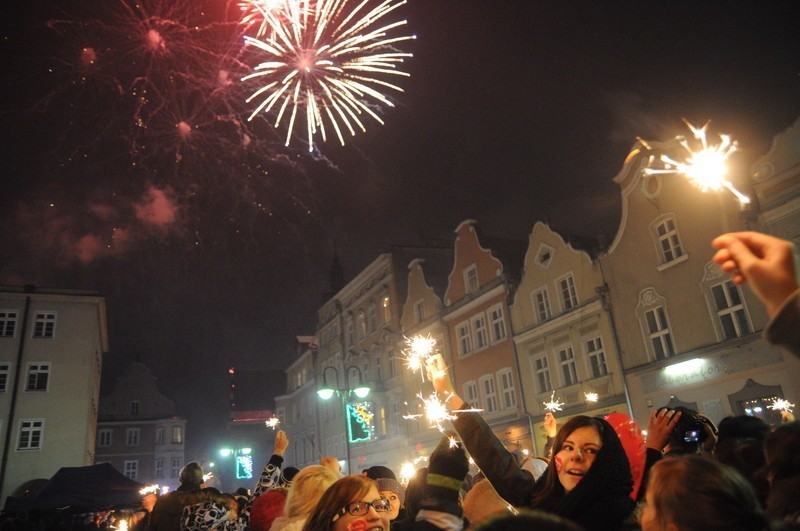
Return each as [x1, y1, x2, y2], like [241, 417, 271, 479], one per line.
[532, 354, 552, 393]
[488, 304, 506, 342]
[413, 299, 425, 324]
[558, 345, 578, 386]
[463, 264, 479, 294]
[585, 336, 609, 378]
[124, 460, 139, 480]
[464, 380, 480, 409]
[557, 274, 579, 312]
[709, 280, 752, 340]
[17, 419, 44, 451]
[0, 362, 10, 392]
[126, 427, 140, 446]
[531, 286, 552, 323]
[456, 321, 473, 357]
[480, 375, 498, 413]
[472, 313, 488, 350]
[32, 312, 57, 339]
[497, 368, 517, 409]
[651, 214, 687, 268]
[98, 428, 113, 447]
[25, 363, 50, 392]
[0, 310, 18, 338]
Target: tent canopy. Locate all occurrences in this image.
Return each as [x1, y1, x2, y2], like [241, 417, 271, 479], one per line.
[3, 463, 144, 512]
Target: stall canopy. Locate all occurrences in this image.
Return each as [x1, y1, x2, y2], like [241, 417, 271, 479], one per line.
[3, 463, 144, 512]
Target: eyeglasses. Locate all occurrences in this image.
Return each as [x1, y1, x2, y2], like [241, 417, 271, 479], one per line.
[335, 498, 392, 519]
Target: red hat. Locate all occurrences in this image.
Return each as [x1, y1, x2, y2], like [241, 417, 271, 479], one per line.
[249, 489, 287, 531]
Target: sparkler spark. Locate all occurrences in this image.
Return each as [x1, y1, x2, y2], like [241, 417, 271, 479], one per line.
[139, 485, 161, 496]
[403, 335, 436, 381]
[769, 398, 795, 413]
[543, 391, 565, 412]
[584, 392, 599, 403]
[404, 393, 482, 433]
[265, 416, 281, 429]
[641, 120, 750, 206]
[242, 0, 415, 150]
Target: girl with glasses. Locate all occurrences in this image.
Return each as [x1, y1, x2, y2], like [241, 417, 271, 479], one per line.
[304, 476, 392, 531]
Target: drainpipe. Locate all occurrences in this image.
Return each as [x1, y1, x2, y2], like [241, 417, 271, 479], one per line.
[0, 292, 32, 499]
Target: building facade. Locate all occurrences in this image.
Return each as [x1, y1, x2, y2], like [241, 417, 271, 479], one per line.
[96, 362, 186, 489]
[0, 285, 108, 501]
[274, 339, 318, 469]
[600, 136, 800, 428]
[510, 222, 630, 455]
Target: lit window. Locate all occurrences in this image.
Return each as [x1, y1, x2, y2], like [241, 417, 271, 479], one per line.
[32, 312, 56, 339]
[489, 305, 506, 341]
[383, 296, 391, 322]
[586, 337, 608, 378]
[558, 346, 578, 386]
[26, 363, 50, 391]
[18, 419, 44, 450]
[464, 265, 479, 294]
[559, 275, 578, 311]
[0, 311, 18, 338]
[172, 425, 183, 443]
[480, 376, 498, 413]
[532, 287, 552, 323]
[711, 281, 751, 340]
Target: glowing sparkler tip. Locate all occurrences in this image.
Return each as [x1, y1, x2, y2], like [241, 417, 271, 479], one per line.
[543, 391, 565, 412]
[769, 398, 795, 413]
[584, 392, 599, 403]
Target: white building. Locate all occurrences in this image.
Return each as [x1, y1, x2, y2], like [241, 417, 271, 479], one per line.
[0, 285, 108, 502]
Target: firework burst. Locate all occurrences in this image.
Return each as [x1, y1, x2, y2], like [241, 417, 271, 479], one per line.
[242, 0, 415, 150]
[641, 119, 750, 206]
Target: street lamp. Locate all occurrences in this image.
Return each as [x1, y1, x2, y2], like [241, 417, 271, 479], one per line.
[218, 447, 254, 480]
[317, 365, 371, 474]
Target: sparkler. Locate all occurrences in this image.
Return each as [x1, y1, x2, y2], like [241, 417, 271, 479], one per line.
[584, 392, 599, 403]
[768, 398, 795, 413]
[641, 120, 750, 206]
[139, 485, 161, 496]
[265, 416, 281, 429]
[404, 392, 482, 433]
[543, 391, 565, 412]
[403, 335, 437, 381]
[242, 0, 415, 150]
[399, 461, 417, 485]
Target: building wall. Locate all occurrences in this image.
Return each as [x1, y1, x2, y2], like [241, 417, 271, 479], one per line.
[0, 287, 107, 501]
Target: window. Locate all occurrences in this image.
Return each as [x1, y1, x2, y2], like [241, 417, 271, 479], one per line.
[156, 427, 165, 444]
[586, 337, 608, 378]
[388, 350, 396, 378]
[126, 428, 140, 446]
[124, 460, 138, 480]
[375, 354, 382, 380]
[533, 355, 552, 393]
[346, 317, 355, 347]
[0, 311, 17, 338]
[414, 300, 425, 324]
[155, 458, 164, 479]
[558, 274, 578, 311]
[368, 304, 377, 333]
[480, 376, 498, 413]
[357, 312, 367, 339]
[18, 419, 44, 450]
[498, 369, 516, 409]
[32, 312, 56, 338]
[464, 265, 479, 294]
[558, 346, 578, 386]
[711, 281, 751, 340]
[464, 381, 480, 409]
[456, 321, 473, 357]
[98, 429, 112, 447]
[472, 313, 488, 349]
[172, 425, 183, 443]
[0, 363, 9, 392]
[532, 287, 552, 323]
[489, 305, 506, 342]
[171, 458, 182, 478]
[535, 244, 555, 269]
[26, 363, 50, 391]
[383, 296, 391, 322]
[130, 401, 140, 415]
[644, 306, 675, 360]
[653, 216, 684, 265]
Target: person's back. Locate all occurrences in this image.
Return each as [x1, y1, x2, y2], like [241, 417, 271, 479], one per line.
[149, 462, 204, 531]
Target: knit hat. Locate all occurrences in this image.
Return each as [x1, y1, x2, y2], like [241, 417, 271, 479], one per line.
[376, 477, 405, 505]
[249, 489, 287, 531]
[363, 465, 397, 481]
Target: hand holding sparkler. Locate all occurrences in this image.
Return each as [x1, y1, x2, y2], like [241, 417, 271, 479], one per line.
[543, 412, 557, 438]
[425, 354, 464, 409]
[712, 231, 799, 318]
[273, 430, 289, 457]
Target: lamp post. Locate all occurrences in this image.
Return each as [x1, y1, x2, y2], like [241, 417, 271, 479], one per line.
[317, 365, 370, 474]
[218, 447, 253, 490]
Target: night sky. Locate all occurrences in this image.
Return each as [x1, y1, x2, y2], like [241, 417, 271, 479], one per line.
[1, 0, 799, 459]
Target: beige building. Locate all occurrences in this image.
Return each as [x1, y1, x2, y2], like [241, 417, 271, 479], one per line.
[510, 222, 630, 455]
[274, 339, 319, 469]
[96, 362, 186, 488]
[0, 285, 108, 501]
[442, 220, 531, 454]
[599, 137, 800, 428]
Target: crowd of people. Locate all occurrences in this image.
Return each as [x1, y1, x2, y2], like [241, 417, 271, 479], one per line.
[130, 231, 799, 530]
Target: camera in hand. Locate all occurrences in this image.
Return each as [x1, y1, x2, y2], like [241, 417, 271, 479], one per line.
[657, 406, 715, 445]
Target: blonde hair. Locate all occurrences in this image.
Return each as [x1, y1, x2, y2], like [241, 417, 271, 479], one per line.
[283, 465, 339, 518]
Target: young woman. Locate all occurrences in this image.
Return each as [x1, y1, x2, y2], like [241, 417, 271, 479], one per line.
[272, 464, 340, 530]
[303, 475, 392, 531]
[428, 355, 636, 530]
